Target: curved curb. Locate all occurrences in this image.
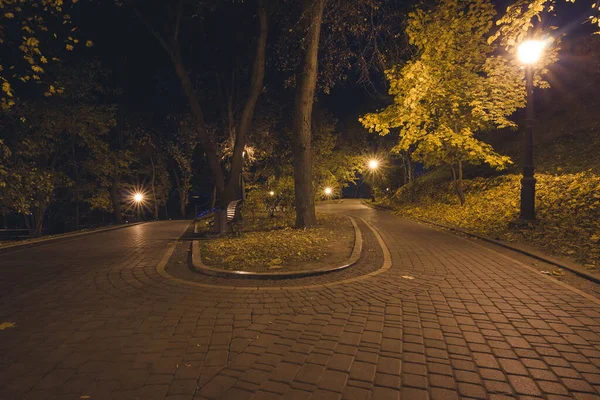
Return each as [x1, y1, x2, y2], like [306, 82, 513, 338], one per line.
[361, 200, 600, 285]
[190, 216, 362, 279]
[412, 218, 600, 285]
[156, 216, 391, 291]
[0, 221, 149, 255]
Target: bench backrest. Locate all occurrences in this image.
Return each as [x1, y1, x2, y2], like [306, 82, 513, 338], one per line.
[226, 199, 243, 221]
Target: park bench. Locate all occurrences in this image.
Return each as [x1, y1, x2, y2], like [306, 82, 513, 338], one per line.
[207, 199, 243, 235]
[0, 229, 31, 241]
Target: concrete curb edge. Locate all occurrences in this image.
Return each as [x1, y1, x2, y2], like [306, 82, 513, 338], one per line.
[190, 215, 363, 280]
[0, 221, 149, 255]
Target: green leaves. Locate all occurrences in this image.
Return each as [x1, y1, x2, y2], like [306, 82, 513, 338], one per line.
[360, 0, 526, 175]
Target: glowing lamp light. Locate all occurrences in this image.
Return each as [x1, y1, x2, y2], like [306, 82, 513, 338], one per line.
[324, 187, 333, 196]
[368, 159, 379, 170]
[517, 40, 546, 65]
[133, 193, 144, 203]
[269, 191, 275, 196]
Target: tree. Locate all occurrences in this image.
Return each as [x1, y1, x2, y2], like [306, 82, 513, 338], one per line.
[291, 0, 325, 228]
[491, 0, 600, 51]
[273, 0, 407, 227]
[0, 0, 92, 110]
[311, 109, 363, 196]
[360, 0, 527, 205]
[0, 63, 116, 236]
[125, 0, 268, 232]
[167, 115, 198, 218]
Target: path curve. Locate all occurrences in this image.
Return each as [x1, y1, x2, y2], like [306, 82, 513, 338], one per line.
[0, 200, 599, 400]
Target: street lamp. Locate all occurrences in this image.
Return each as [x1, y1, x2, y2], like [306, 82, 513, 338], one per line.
[269, 191, 275, 196]
[368, 159, 379, 171]
[324, 187, 333, 196]
[514, 39, 546, 225]
[133, 192, 144, 221]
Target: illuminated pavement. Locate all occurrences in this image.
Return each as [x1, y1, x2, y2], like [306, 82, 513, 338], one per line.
[1, 200, 599, 400]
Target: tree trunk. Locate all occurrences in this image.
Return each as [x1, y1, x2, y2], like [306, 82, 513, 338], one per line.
[223, 0, 268, 207]
[150, 156, 159, 220]
[179, 193, 186, 218]
[110, 175, 123, 224]
[33, 203, 46, 238]
[169, 48, 226, 203]
[451, 163, 465, 205]
[292, 0, 325, 229]
[407, 154, 414, 184]
[171, 166, 187, 218]
[211, 184, 217, 209]
[24, 213, 31, 232]
[71, 142, 80, 230]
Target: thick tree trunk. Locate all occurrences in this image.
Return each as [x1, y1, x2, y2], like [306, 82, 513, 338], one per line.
[150, 156, 159, 220]
[110, 175, 123, 224]
[292, 0, 325, 229]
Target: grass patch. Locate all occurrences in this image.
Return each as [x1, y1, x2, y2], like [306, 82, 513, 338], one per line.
[199, 212, 354, 272]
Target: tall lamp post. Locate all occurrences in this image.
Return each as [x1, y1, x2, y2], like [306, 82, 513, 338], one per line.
[514, 39, 545, 225]
[367, 159, 379, 202]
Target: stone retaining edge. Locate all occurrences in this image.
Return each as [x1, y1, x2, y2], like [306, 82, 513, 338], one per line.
[0, 221, 148, 255]
[190, 215, 363, 279]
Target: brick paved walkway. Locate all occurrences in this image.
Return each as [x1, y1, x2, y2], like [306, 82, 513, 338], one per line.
[1, 201, 599, 400]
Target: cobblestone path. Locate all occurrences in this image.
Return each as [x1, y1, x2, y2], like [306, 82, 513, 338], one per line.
[1, 200, 599, 400]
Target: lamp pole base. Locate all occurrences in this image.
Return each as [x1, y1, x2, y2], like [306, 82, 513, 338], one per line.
[508, 218, 539, 229]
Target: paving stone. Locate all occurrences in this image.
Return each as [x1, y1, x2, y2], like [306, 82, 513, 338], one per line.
[507, 375, 542, 396]
[349, 362, 376, 382]
[318, 370, 348, 393]
[2, 206, 600, 400]
[370, 386, 399, 400]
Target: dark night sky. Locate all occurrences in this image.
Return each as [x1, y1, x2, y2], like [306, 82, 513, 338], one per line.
[68, 0, 597, 125]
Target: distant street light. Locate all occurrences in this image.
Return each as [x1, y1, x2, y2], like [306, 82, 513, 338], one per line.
[368, 159, 379, 171]
[269, 191, 275, 196]
[133, 193, 144, 203]
[513, 39, 546, 225]
[324, 187, 333, 196]
[132, 192, 145, 221]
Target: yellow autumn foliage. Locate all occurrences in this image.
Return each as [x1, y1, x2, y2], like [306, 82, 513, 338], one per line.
[200, 213, 353, 271]
[0, 0, 85, 108]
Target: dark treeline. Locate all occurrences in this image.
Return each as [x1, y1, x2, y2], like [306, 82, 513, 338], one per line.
[0, 0, 408, 237]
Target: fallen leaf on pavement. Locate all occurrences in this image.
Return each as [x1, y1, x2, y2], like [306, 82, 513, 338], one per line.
[0, 322, 16, 330]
